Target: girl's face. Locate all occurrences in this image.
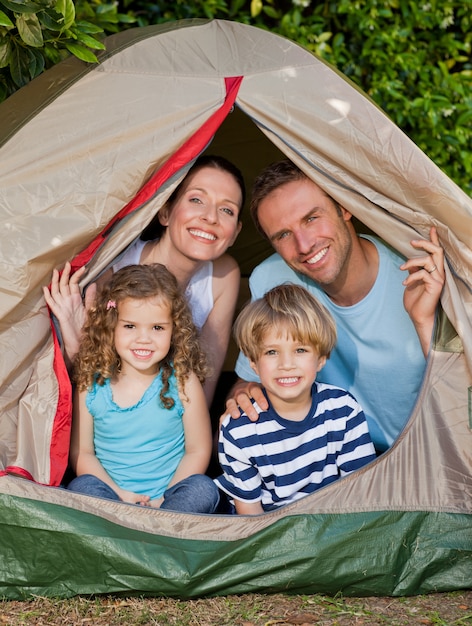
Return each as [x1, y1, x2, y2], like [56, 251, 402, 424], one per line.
[114, 296, 173, 377]
[250, 328, 326, 418]
[159, 166, 242, 262]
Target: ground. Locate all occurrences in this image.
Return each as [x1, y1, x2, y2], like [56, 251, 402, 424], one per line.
[1, 590, 471, 625]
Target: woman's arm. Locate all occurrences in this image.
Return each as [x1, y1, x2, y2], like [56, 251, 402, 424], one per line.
[167, 372, 213, 487]
[199, 253, 240, 406]
[70, 389, 150, 505]
[43, 262, 97, 366]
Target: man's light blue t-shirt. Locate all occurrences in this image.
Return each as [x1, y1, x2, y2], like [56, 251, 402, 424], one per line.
[235, 236, 426, 452]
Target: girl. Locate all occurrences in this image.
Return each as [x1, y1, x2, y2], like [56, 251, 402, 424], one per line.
[44, 155, 244, 406]
[67, 263, 220, 513]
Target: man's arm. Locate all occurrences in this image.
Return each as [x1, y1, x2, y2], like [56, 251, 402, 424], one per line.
[221, 377, 268, 422]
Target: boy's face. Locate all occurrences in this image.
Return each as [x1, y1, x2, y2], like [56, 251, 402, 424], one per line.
[250, 328, 326, 416]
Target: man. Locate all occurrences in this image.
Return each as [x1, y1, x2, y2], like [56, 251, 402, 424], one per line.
[226, 160, 444, 452]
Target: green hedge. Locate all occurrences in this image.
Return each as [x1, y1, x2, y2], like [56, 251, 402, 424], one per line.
[0, 0, 470, 194]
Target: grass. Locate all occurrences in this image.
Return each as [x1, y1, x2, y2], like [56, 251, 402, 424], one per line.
[1, 590, 472, 625]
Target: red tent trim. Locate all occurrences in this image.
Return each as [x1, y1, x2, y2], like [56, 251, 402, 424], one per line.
[46, 76, 243, 485]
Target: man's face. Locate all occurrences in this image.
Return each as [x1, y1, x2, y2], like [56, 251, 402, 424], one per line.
[257, 179, 354, 288]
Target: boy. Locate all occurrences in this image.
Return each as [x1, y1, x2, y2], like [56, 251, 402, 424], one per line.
[215, 283, 376, 514]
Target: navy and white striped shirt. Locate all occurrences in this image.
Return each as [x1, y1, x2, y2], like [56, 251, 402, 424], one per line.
[215, 382, 376, 511]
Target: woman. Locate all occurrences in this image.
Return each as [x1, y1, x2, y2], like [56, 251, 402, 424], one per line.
[44, 155, 244, 406]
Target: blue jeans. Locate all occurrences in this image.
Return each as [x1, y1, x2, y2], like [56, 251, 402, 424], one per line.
[67, 473, 220, 514]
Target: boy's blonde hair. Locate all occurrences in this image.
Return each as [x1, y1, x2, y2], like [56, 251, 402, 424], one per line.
[74, 263, 208, 408]
[233, 283, 337, 363]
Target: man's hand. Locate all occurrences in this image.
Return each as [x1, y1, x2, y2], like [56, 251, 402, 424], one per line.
[221, 378, 268, 422]
[400, 226, 445, 356]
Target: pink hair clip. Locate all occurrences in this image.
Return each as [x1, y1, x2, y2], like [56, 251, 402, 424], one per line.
[106, 300, 116, 310]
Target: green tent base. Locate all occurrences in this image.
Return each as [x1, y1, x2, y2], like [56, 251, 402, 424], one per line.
[2, 491, 471, 599]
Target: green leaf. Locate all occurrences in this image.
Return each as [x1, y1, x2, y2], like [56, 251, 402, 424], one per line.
[0, 36, 11, 68]
[0, 0, 42, 14]
[250, 0, 262, 18]
[95, 4, 118, 18]
[0, 9, 14, 28]
[9, 45, 36, 87]
[38, 8, 66, 31]
[317, 31, 332, 43]
[74, 30, 105, 50]
[456, 109, 472, 126]
[74, 20, 104, 35]
[29, 46, 44, 78]
[263, 5, 279, 19]
[16, 13, 43, 47]
[116, 13, 136, 24]
[65, 41, 98, 63]
[55, 0, 75, 30]
[0, 81, 7, 103]
[230, 0, 246, 14]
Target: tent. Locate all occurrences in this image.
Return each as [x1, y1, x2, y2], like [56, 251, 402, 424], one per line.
[0, 19, 471, 600]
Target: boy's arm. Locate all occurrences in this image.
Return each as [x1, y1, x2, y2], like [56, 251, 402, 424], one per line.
[337, 401, 376, 476]
[234, 499, 264, 515]
[217, 417, 264, 513]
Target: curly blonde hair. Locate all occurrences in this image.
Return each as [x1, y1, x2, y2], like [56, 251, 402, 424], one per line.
[74, 264, 209, 408]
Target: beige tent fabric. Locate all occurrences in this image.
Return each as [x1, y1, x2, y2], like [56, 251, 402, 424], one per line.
[0, 344, 470, 539]
[0, 21, 470, 516]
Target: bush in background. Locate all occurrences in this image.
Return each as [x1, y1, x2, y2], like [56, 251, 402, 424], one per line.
[0, 0, 470, 194]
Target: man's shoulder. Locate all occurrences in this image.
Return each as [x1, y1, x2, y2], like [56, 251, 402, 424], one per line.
[362, 234, 406, 264]
[252, 252, 290, 274]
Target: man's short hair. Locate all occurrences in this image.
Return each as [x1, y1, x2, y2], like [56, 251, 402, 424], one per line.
[250, 160, 342, 239]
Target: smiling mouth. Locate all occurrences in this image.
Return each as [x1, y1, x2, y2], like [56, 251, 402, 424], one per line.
[305, 246, 328, 265]
[189, 228, 217, 241]
[132, 350, 153, 357]
[277, 377, 300, 384]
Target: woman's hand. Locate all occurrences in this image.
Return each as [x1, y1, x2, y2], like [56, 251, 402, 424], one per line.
[43, 261, 96, 363]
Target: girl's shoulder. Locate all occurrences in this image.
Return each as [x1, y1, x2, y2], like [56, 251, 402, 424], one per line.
[177, 370, 205, 404]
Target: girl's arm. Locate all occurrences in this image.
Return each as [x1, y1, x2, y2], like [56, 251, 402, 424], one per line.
[70, 389, 150, 505]
[199, 253, 240, 406]
[166, 372, 213, 487]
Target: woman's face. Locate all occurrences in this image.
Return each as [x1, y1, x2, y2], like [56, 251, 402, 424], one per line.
[159, 166, 242, 262]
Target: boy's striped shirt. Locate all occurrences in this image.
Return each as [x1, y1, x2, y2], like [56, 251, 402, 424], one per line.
[216, 382, 376, 510]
